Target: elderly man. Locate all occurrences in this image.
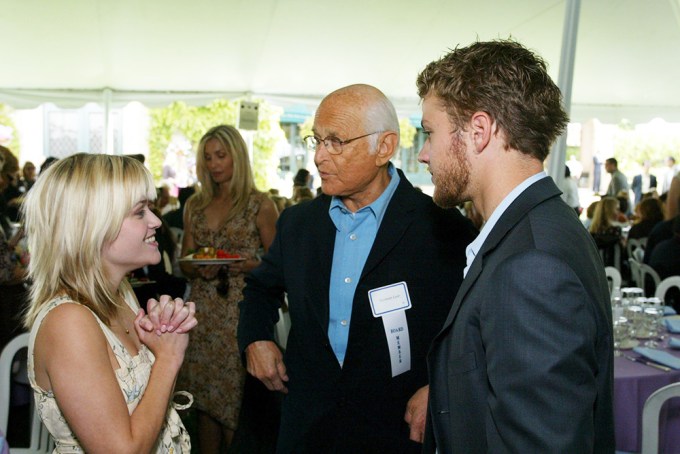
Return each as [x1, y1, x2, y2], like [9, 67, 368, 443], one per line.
[237, 84, 476, 453]
[417, 41, 615, 453]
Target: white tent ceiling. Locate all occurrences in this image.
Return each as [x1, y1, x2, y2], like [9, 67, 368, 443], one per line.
[1, 0, 680, 123]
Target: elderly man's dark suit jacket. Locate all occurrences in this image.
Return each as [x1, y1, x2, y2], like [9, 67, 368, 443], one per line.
[424, 177, 615, 453]
[238, 169, 476, 453]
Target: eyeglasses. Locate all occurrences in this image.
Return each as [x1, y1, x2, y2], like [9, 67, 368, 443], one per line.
[302, 131, 383, 155]
[216, 267, 229, 297]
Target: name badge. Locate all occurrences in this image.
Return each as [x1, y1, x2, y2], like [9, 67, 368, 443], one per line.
[368, 282, 412, 377]
[368, 281, 412, 317]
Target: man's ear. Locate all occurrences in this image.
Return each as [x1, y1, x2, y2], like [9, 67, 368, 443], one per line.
[374, 131, 398, 166]
[469, 112, 493, 153]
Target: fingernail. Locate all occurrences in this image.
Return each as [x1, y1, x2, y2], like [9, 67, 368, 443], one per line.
[168, 326, 175, 332]
[161, 324, 167, 332]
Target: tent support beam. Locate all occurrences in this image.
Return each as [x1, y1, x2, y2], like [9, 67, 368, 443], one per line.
[103, 88, 113, 154]
[547, 0, 581, 185]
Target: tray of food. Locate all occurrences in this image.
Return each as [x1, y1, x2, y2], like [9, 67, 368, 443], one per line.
[179, 247, 245, 265]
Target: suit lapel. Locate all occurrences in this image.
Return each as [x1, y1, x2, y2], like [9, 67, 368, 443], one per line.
[360, 171, 417, 280]
[306, 195, 336, 328]
[437, 177, 562, 334]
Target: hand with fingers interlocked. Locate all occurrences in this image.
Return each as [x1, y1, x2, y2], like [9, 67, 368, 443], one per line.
[138, 294, 198, 336]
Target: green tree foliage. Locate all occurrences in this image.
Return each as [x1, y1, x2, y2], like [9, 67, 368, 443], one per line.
[298, 116, 313, 141]
[148, 99, 284, 190]
[399, 118, 416, 149]
[612, 121, 680, 175]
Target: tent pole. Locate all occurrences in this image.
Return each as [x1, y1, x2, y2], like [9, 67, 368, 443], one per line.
[547, 0, 580, 185]
[103, 88, 112, 154]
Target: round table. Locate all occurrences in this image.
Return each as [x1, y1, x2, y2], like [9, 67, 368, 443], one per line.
[615, 338, 680, 452]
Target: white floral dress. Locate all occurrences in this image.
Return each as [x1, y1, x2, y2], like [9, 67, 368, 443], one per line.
[28, 294, 191, 453]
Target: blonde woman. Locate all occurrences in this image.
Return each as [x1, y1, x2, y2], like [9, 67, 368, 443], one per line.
[589, 196, 623, 236]
[589, 196, 623, 268]
[23, 154, 197, 453]
[178, 125, 278, 452]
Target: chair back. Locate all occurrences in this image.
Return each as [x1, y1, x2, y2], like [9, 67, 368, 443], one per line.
[0, 333, 54, 453]
[642, 382, 680, 454]
[656, 276, 680, 302]
[604, 266, 621, 294]
[629, 258, 642, 288]
[639, 263, 662, 296]
[627, 237, 647, 263]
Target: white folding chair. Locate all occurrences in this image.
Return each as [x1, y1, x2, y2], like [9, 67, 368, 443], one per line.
[629, 258, 642, 288]
[604, 266, 621, 294]
[641, 382, 680, 454]
[639, 263, 661, 295]
[656, 276, 680, 301]
[627, 238, 646, 263]
[0, 333, 53, 453]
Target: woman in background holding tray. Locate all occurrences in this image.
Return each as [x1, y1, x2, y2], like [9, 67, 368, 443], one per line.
[178, 125, 278, 452]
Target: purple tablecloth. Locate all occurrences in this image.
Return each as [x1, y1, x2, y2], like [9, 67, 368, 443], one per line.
[615, 339, 680, 452]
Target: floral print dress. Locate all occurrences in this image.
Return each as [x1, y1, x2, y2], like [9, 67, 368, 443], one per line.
[28, 293, 191, 453]
[177, 191, 268, 430]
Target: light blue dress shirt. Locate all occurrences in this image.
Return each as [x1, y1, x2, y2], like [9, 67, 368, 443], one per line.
[327, 164, 400, 365]
[464, 172, 547, 277]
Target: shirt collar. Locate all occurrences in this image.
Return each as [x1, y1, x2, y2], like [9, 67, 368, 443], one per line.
[464, 171, 547, 276]
[329, 163, 400, 227]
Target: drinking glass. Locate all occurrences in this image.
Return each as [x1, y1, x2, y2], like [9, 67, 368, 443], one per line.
[613, 316, 631, 357]
[643, 304, 663, 348]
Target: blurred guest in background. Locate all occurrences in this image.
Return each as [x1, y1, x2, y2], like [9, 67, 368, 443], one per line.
[583, 200, 599, 230]
[0, 146, 23, 222]
[660, 156, 678, 195]
[463, 201, 484, 231]
[649, 216, 680, 279]
[590, 196, 624, 268]
[666, 173, 680, 220]
[631, 160, 657, 206]
[0, 152, 27, 351]
[163, 186, 196, 231]
[156, 185, 173, 215]
[628, 197, 664, 240]
[590, 197, 624, 237]
[649, 216, 680, 310]
[20, 161, 36, 191]
[292, 168, 312, 190]
[558, 165, 580, 214]
[605, 158, 629, 199]
[291, 186, 314, 204]
[39, 156, 58, 175]
[178, 125, 278, 453]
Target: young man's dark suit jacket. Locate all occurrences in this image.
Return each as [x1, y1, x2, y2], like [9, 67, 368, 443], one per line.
[424, 177, 615, 453]
[238, 169, 476, 453]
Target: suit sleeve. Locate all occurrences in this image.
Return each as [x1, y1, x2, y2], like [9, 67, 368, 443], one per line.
[237, 215, 287, 356]
[480, 249, 600, 452]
